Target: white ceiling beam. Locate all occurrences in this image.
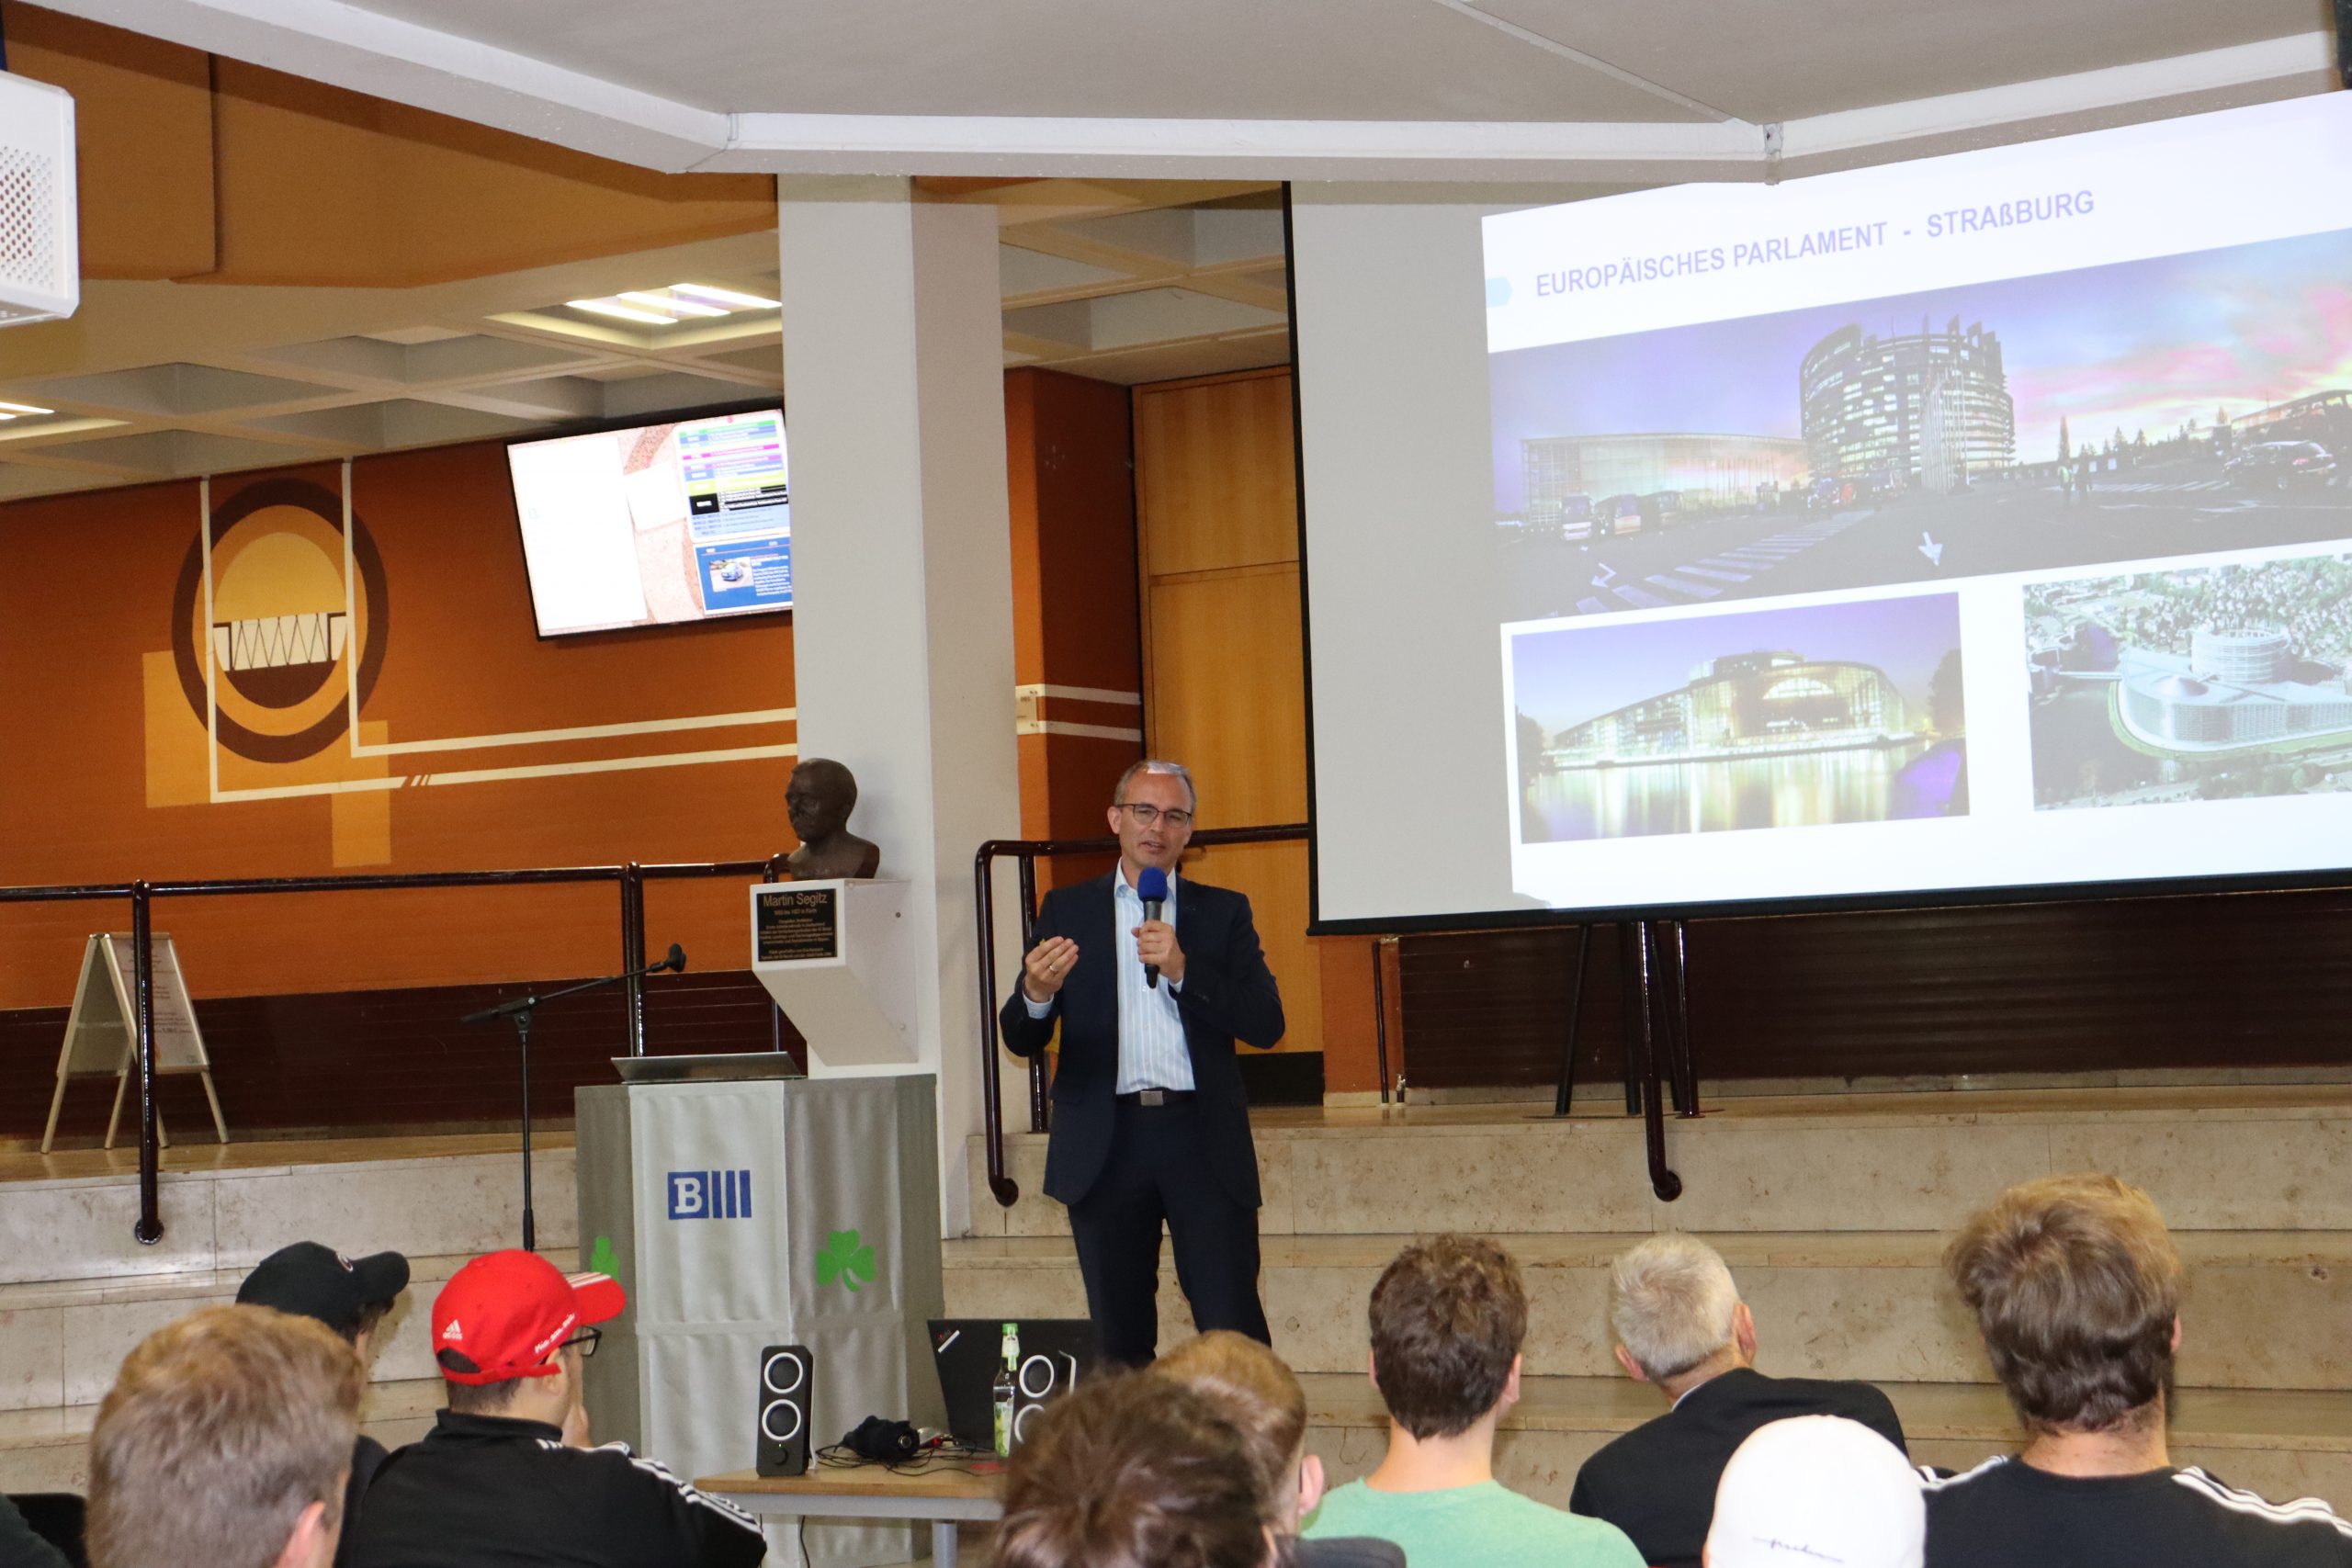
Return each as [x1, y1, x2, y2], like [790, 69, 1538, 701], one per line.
[1780, 31, 2336, 167]
[707, 115, 1764, 180]
[30, 4, 2330, 183]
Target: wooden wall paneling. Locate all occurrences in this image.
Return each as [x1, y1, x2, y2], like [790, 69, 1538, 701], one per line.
[1133, 368, 1299, 579]
[1315, 936, 1382, 1094]
[1396, 887, 2352, 1089]
[0, 970, 794, 1145]
[202, 62, 775, 288]
[1004, 367, 1143, 891]
[1135, 367, 1323, 1065]
[1144, 567, 1307, 827]
[1182, 840, 1317, 1055]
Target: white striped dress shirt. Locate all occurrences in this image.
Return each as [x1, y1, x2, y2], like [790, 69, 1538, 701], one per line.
[1026, 864, 1193, 1093]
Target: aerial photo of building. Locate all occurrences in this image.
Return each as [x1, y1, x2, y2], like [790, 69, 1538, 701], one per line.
[2118, 626, 2352, 750]
[1547, 650, 1914, 765]
[1801, 318, 2016, 484]
[1521, 433, 1807, 524]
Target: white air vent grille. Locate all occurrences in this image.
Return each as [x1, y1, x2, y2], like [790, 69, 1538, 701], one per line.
[0, 73, 76, 326]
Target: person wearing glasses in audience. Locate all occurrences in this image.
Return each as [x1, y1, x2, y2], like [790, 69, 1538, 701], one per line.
[344, 1249, 764, 1568]
[1001, 759, 1287, 1365]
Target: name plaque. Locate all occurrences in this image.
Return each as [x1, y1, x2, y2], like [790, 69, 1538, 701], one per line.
[756, 886, 841, 963]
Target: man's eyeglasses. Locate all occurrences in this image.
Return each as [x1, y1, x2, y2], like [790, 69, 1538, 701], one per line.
[557, 1326, 602, 1359]
[1117, 803, 1194, 829]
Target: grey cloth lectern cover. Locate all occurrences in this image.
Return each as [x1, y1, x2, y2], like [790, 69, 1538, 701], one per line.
[577, 1074, 945, 1568]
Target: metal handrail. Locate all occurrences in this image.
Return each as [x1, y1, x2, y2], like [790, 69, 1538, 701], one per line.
[0, 854, 794, 1246]
[972, 824, 1309, 1208]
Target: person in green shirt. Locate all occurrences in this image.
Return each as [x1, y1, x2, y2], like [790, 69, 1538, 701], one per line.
[1304, 1235, 1644, 1568]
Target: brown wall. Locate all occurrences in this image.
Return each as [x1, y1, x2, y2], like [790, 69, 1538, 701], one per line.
[1006, 367, 1143, 862]
[0, 443, 797, 1014]
[1133, 367, 1378, 1091]
[0, 375, 1164, 1138]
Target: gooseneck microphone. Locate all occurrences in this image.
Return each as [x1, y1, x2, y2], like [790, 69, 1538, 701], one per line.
[1136, 866, 1169, 988]
[662, 942, 687, 974]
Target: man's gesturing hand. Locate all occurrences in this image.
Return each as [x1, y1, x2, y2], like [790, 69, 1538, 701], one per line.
[1134, 920, 1185, 986]
[1023, 935, 1081, 1002]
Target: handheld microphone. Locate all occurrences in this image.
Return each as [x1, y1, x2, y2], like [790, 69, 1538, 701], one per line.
[1136, 866, 1169, 988]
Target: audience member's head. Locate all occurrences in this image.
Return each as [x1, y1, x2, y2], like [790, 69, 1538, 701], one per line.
[997, 1371, 1273, 1568]
[1610, 1233, 1756, 1388]
[1156, 1329, 1323, 1529]
[431, 1249, 624, 1429]
[89, 1304, 364, 1568]
[1367, 1234, 1526, 1439]
[237, 1240, 411, 1360]
[1705, 1416, 1923, 1568]
[1945, 1172, 2182, 1435]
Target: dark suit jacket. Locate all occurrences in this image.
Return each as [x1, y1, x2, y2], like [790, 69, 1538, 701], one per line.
[998, 872, 1283, 1208]
[1568, 1366, 1908, 1568]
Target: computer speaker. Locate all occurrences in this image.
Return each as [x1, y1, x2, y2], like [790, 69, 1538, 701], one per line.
[756, 1344, 813, 1477]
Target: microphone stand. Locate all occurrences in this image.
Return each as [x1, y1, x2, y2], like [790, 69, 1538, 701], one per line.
[460, 945, 685, 1253]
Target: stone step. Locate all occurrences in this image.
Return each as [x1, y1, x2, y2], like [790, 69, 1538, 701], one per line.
[0, 1249, 578, 1415]
[0, 1378, 444, 1495]
[0, 1135, 578, 1287]
[966, 1086, 2352, 1238]
[1306, 1375, 2352, 1518]
[942, 1230, 2352, 1390]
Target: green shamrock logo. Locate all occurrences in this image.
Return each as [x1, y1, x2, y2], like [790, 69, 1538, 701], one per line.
[817, 1229, 876, 1292]
[588, 1235, 619, 1277]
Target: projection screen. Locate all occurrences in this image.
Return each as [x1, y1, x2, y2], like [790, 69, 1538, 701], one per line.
[1295, 92, 2352, 930]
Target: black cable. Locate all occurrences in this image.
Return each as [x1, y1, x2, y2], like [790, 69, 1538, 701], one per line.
[811, 1439, 999, 1478]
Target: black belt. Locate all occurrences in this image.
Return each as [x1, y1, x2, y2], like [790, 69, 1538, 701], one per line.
[1115, 1089, 1194, 1108]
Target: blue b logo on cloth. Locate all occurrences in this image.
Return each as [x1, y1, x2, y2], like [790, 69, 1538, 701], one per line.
[667, 1169, 753, 1220]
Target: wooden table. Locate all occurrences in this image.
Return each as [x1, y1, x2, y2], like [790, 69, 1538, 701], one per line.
[697, 1462, 1004, 1568]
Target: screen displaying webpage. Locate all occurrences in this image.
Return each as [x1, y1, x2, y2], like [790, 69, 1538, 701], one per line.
[1295, 93, 2352, 926]
[509, 409, 791, 637]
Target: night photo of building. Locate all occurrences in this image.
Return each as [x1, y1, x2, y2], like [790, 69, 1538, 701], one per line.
[1547, 650, 1911, 764]
[1512, 594, 1968, 840]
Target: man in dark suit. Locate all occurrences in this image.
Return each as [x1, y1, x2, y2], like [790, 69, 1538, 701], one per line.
[999, 759, 1285, 1366]
[1569, 1234, 1908, 1568]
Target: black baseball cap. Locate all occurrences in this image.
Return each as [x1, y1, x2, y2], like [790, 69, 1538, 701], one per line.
[237, 1241, 411, 1336]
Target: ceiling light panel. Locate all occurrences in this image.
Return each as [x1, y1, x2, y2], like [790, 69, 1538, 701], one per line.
[672, 283, 781, 310]
[567, 299, 676, 325]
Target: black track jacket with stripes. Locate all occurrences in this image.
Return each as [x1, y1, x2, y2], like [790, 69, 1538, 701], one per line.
[1923, 1455, 2352, 1567]
[347, 1410, 767, 1568]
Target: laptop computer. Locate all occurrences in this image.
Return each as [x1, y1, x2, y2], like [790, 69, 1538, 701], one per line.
[928, 1318, 1100, 1450]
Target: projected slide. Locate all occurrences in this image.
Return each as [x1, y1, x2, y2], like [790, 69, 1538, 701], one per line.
[1474, 92, 2352, 916]
[1285, 91, 2352, 930]
[509, 409, 791, 637]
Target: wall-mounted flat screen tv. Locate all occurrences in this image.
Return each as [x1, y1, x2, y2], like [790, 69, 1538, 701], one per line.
[508, 407, 790, 637]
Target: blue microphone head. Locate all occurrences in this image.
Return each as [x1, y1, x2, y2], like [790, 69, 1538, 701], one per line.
[1136, 866, 1170, 903]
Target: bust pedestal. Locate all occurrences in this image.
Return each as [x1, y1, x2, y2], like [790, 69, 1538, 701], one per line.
[749, 878, 915, 1070]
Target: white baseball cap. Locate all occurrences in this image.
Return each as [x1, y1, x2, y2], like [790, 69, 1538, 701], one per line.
[1706, 1416, 1923, 1568]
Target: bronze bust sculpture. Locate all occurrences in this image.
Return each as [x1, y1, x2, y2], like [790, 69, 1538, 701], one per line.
[784, 757, 881, 880]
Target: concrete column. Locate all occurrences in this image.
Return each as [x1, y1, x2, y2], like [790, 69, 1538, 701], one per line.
[778, 177, 1020, 1236]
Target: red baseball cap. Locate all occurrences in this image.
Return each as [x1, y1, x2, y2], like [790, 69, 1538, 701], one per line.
[431, 1249, 626, 1386]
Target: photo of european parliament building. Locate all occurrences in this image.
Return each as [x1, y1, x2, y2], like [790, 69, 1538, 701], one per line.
[1512, 594, 1968, 840]
[2025, 551, 2352, 808]
[1800, 319, 2017, 491]
[2119, 627, 2352, 750]
[1545, 650, 1912, 763]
